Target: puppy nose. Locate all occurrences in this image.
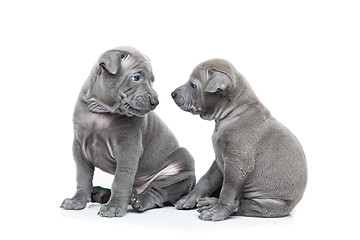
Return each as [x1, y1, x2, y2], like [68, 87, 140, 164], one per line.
[150, 97, 159, 110]
[171, 91, 177, 98]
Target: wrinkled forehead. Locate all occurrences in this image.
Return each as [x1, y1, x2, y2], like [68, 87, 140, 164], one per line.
[126, 58, 152, 73]
[191, 58, 236, 82]
[115, 47, 153, 80]
[129, 52, 151, 69]
[190, 67, 209, 82]
[113, 46, 151, 64]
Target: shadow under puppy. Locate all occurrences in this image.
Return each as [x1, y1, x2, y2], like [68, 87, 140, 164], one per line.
[61, 46, 195, 217]
[172, 59, 307, 221]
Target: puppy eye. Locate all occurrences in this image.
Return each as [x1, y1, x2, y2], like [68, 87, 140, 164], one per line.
[191, 82, 197, 88]
[131, 75, 140, 81]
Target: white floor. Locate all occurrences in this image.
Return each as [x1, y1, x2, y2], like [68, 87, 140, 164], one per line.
[10, 192, 356, 240]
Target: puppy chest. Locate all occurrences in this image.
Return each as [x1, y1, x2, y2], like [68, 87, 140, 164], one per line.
[212, 130, 228, 155]
[80, 111, 113, 130]
[81, 135, 116, 172]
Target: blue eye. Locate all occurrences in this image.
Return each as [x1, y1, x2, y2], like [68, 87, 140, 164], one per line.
[132, 75, 140, 81]
[191, 82, 197, 88]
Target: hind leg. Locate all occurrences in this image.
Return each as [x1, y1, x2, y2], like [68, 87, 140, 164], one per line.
[90, 171, 195, 211]
[131, 147, 195, 211]
[130, 172, 195, 211]
[237, 198, 294, 218]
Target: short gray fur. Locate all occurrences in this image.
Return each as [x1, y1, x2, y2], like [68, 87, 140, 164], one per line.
[172, 59, 307, 221]
[61, 47, 195, 217]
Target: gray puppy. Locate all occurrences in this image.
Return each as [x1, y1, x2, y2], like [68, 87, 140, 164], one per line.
[172, 59, 307, 221]
[61, 47, 195, 217]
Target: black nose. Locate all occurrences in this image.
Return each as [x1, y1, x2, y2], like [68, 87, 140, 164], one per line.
[150, 98, 159, 110]
[171, 91, 177, 98]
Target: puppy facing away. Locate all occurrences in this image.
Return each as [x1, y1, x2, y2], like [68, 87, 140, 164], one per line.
[172, 59, 307, 221]
[61, 47, 195, 217]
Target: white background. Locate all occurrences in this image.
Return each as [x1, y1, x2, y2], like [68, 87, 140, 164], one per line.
[1, 0, 359, 239]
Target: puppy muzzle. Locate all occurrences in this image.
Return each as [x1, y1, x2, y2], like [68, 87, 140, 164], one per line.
[171, 90, 200, 114]
[134, 94, 159, 111]
[171, 90, 185, 106]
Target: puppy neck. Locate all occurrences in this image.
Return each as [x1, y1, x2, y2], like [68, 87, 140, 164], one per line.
[213, 86, 260, 124]
[214, 101, 251, 127]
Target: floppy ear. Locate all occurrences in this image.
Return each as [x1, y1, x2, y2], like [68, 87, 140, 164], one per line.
[98, 50, 127, 74]
[204, 69, 232, 93]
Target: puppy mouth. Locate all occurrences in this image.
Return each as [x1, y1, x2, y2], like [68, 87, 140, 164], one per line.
[120, 102, 149, 117]
[172, 95, 201, 115]
[178, 103, 200, 115]
[189, 106, 199, 114]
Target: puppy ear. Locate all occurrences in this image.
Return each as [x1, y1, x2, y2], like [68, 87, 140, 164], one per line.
[98, 50, 127, 74]
[204, 69, 232, 94]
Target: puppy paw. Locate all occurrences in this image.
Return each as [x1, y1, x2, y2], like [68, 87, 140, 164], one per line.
[175, 191, 202, 210]
[197, 197, 219, 213]
[60, 197, 89, 210]
[98, 204, 126, 218]
[198, 203, 237, 221]
[130, 193, 157, 211]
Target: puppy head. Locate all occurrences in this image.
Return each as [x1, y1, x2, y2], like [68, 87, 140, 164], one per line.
[90, 46, 159, 117]
[172, 59, 238, 120]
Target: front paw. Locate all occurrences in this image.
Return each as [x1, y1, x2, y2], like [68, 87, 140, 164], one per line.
[197, 197, 219, 213]
[60, 197, 89, 210]
[98, 204, 126, 218]
[198, 203, 237, 221]
[175, 191, 202, 210]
